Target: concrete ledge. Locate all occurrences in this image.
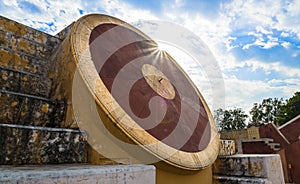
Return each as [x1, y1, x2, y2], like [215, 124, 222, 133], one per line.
[0, 164, 156, 184]
[213, 154, 284, 184]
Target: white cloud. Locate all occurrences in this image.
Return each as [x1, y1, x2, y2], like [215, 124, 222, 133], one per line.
[161, 0, 233, 54]
[248, 31, 262, 38]
[223, 75, 300, 114]
[256, 26, 273, 35]
[222, 0, 300, 38]
[0, 0, 158, 35]
[263, 37, 279, 49]
[0, 0, 85, 34]
[159, 0, 300, 93]
[280, 32, 289, 37]
[244, 59, 300, 78]
[89, 0, 158, 23]
[281, 41, 291, 49]
[276, 0, 300, 36]
[243, 32, 279, 49]
[2, 0, 18, 6]
[292, 50, 300, 58]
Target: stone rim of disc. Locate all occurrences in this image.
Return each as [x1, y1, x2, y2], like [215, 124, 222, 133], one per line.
[70, 14, 219, 171]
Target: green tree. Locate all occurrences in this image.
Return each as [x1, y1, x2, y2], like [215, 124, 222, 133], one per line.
[249, 98, 284, 126]
[276, 92, 300, 126]
[214, 108, 248, 131]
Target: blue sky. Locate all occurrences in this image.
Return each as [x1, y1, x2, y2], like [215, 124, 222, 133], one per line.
[1, 0, 299, 115]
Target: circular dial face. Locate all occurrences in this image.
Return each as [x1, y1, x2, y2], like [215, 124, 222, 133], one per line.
[89, 23, 211, 153]
[142, 64, 175, 100]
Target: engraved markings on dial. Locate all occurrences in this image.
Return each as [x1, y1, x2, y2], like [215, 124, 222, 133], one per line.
[142, 64, 175, 100]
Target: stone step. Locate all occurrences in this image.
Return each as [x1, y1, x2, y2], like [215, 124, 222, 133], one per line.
[0, 123, 86, 165]
[0, 16, 61, 53]
[212, 154, 285, 184]
[0, 31, 56, 59]
[0, 67, 51, 97]
[0, 90, 65, 127]
[268, 142, 280, 148]
[0, 164, 155, 184]
[272, 147, 280, 152]
[0, 47, 51, 76]
[213, 175, 269, 184]
[0, 15, 61, 77]
[267, 142, 281, 152]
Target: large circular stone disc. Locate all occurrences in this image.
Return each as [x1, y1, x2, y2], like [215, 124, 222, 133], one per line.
[71, 14, 219, 171]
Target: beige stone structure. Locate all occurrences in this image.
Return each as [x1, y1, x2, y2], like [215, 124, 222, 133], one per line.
[220, 126, 260, 140]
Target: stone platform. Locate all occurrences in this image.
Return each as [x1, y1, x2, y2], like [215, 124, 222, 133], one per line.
[0, 164, 155, 184]
[213, 154, 285, 184]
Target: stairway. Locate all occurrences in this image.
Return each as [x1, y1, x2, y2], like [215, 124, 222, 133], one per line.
[264, 138, 281, 152]
[237, 138, 281, 154]
[0, 16, 87, 165]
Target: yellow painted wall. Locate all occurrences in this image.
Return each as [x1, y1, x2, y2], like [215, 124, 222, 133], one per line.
[247, 126, 260, 139]
[156, 167, 212, 184]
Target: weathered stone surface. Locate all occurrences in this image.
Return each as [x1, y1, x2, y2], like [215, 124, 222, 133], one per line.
[0, 92, 65, 127]
[219, 140, 236, 156]
[0, 164, 155, 184]
[55, 23, 73, 40]
[213, 154, 285, 184]
[213, 175, 269, 184]
[0, 67, 20, 92]
[0, 31, 56, 59]
[0, 47, 50, 75]
[49, 31, 76, 127]
[0, 16, 61, 49]
[0, 15, 62, 77]
[0, 124, 87, 165]
[0, 67, 52, 97]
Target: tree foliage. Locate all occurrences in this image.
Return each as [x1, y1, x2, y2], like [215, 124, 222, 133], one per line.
[249, 92, 300, 127]
[276, 92, 300, 126]
[249, 97, 284, 126]
[214, 108, 248, 131]
[213, 92, 300, 130]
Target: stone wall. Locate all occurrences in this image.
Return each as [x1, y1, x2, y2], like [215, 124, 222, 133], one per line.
[0, 91, 65, 127]
[0, 15, 88, 165]
[0, 16, 60, 75]
[218, 140, 236, 156]
[220, 126, 261, 141]
[220, 129, 248, 140]
[285, 140, 300, 183]
[213, 154, 285, 184]
[258, 123, 289, 148]
[0, 124, 87, 165]
[279, 114, 300, 143]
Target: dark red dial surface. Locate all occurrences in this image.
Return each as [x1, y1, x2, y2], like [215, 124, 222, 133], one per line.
[89, 23, 211, 152]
